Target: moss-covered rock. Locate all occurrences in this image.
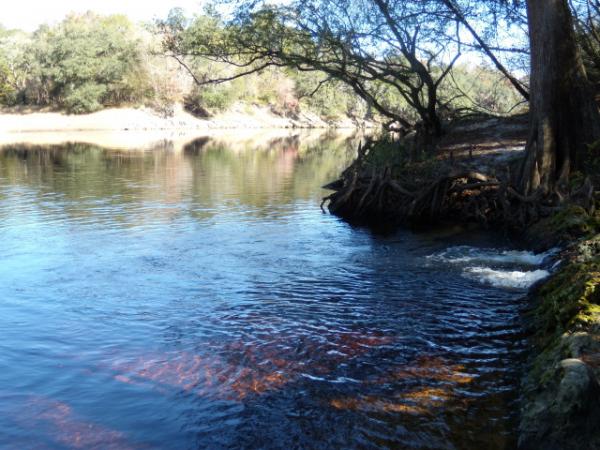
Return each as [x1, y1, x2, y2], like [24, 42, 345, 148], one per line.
[520, 235, 600, 450]
[536, 259, 600, 336]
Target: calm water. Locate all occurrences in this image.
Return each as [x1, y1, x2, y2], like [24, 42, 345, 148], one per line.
[0, 134, 531, 449]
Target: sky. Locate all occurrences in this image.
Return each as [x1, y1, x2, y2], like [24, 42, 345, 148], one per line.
[0, 0, 525, 73]
[1, 0, 205, 31]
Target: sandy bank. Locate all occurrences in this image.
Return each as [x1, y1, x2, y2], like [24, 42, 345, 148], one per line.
[0, 103, 372, 134]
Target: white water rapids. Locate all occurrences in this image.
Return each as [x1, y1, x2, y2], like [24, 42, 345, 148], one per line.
[427, 246, 557, 290]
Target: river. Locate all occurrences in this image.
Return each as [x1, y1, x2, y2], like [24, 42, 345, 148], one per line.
[0, 132, 551, 449]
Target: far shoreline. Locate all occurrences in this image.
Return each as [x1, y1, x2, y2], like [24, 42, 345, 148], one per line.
[0, 103, 374, 151]
[0, 103, 375, 134]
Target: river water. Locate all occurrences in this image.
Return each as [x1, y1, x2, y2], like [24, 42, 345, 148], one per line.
[0, 133, 549, 449]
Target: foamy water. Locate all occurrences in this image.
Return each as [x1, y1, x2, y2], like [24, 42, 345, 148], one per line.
[464, 267, 550, 289]
[427, 246, 556, 266]
[428, 246, 556, 290]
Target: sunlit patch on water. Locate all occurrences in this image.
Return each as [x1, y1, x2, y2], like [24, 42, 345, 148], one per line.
[385, 356, 475, 385]
[331, 356, 474, 416]
[330, 386, 462, 416]
[103, 329, 395, 401]
[330, 396, 429, 415]
[106, 353, 211, 393]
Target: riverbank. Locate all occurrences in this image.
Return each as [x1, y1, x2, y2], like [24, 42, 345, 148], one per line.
[0, 103, 374, 134]
[321, 114, 600, 449]
[438, 122, 600, 449]
[321, 114, 530, 226]
[0, 103, 366, 151]
[518, 220, 600, 449]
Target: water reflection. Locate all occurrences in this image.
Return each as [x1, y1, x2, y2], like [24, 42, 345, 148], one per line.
[0, 132, 356, 228]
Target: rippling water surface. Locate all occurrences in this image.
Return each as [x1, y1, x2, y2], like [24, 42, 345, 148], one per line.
[0, 134, 532, 449]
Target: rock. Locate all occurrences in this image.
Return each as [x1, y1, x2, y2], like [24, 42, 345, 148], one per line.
[556, 358, 593, 414]
[519, 357, 600, 449]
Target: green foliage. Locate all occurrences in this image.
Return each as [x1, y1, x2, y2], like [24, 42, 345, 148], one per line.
[63, 82, 107, 113]
[0, 8, 531, 122]
[0, 28, 31, 105]
[0, 56, 15, 103]
[43, 13, 147, 110]
[0, 12, 150, 112]
[185, 85, 236, 113]
[438, 64, 526, 117]
[290, 71, 368, 120]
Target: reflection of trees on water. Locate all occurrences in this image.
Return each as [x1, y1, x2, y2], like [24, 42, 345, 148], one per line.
[0, 134, 357, 226]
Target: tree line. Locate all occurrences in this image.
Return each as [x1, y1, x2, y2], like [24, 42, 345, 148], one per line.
[0, 10, 523, 121]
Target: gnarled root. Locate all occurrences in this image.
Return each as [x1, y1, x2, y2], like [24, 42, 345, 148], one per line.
[322, 145, 595, 230]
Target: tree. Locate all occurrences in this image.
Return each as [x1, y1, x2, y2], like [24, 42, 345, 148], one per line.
[160, 1, 463, 136]
[439, 0, 530, 101]
[6, 13, 150, 112]
[518, 0, 600, 195]
[0, 27, 32, 105]
[167, 0, 600, 196]
[571, 0, 600, 84]
[439, 0, 600, 194]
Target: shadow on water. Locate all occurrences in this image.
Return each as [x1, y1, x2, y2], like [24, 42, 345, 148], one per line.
[0, 132, 527, 449]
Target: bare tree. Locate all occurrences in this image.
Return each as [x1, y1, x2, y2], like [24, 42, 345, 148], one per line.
[161, 0, 463, 137]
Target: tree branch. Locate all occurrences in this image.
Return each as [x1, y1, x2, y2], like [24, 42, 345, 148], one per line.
[441, 0, 530, 101]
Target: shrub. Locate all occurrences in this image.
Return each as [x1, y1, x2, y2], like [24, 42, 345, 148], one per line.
[64, 82, 106, 114]
[184, 86, 235, 114]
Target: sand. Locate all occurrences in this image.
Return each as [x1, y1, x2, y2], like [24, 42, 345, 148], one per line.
[0, 103, 369, 149]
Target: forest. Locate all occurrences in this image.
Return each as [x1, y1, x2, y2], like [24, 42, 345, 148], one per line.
[0, 10, 522, 120]
[156, 0, 600, 226]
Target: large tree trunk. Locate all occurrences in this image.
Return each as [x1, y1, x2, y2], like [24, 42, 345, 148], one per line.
[519, 0, 600, 195]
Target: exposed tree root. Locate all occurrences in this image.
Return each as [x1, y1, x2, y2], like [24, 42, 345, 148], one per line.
[322, 140, 597, 231]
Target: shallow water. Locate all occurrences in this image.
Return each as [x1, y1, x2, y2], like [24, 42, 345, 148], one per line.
[0, 135, 535, 449]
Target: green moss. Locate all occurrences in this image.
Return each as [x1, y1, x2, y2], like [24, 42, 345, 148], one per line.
[529, 334, 565, 388]
[536, 259, 600, 338]
[526, 249, 600, 393]
[548, 206, 600, 236]
[527, 206, 600, 248]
